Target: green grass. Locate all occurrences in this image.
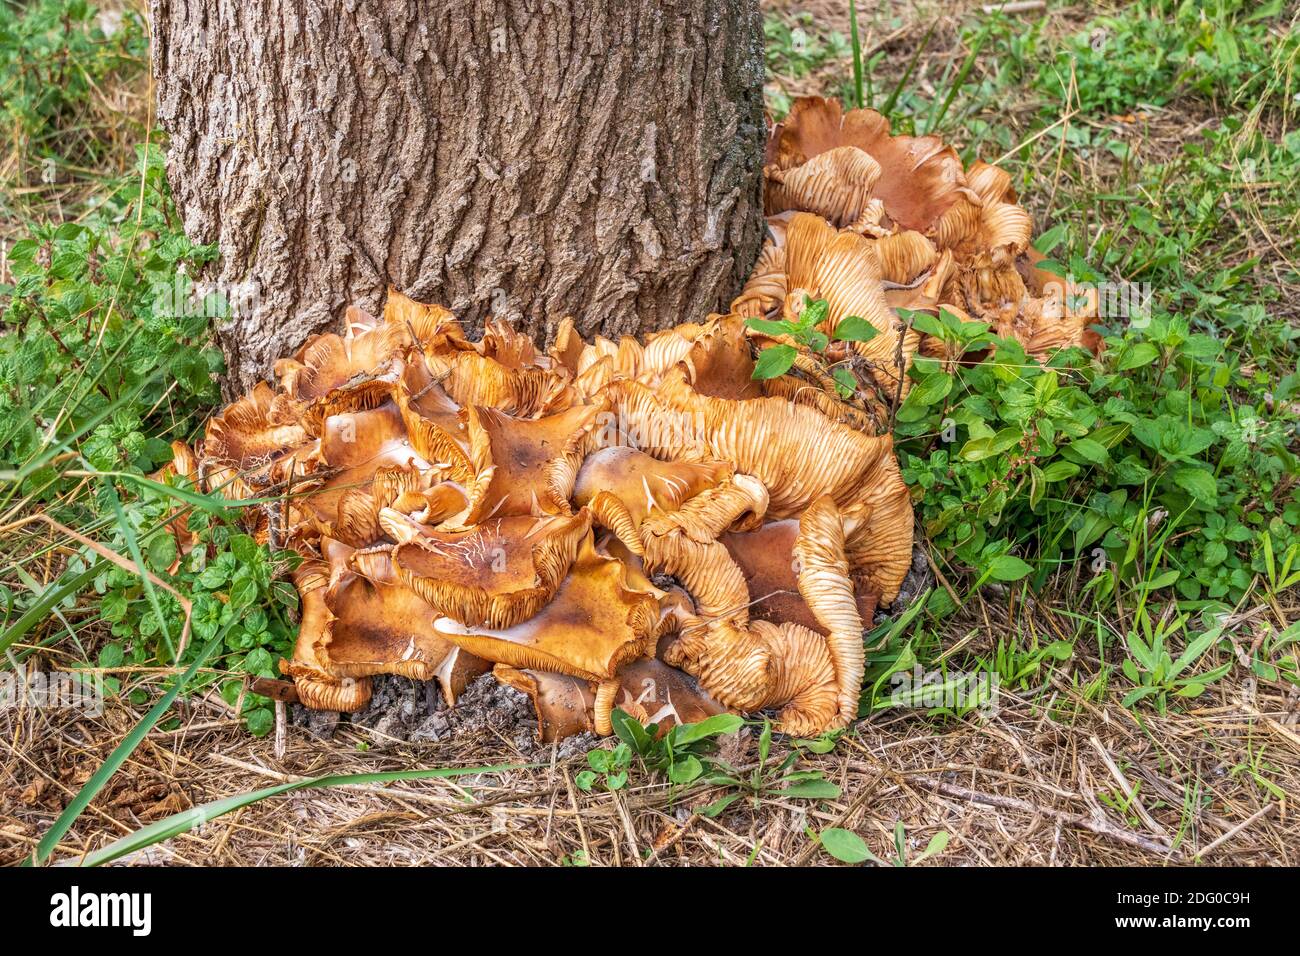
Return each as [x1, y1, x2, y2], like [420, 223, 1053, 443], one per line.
[0, 0, 148, 218]
[57, 763, 521, 867]
[0, 3, 297, 748]
[763, 10, 854, 117]
[0, 139, 297, 733]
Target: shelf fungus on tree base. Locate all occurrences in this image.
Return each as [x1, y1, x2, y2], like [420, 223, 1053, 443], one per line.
[178, 97, 1097, 739]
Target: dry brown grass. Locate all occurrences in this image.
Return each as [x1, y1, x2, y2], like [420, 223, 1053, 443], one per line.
[4, 587, 1297, 867]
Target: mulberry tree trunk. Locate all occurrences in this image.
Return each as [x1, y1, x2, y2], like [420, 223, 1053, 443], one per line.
[151, 0, 767, 394]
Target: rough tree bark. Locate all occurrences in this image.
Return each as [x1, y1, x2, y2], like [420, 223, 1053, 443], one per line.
[151, 0, 767, 394]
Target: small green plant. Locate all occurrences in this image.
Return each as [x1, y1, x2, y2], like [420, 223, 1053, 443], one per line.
[576, 740, 632, 793]
[858, 590, 928, 714]
[1260, 532, 1300, 610]
[1036, 1, 1297, 118]
[793, 730, 844, 754]
[1118, 601, 1232, 713]
[1098, 782, 1148, 828]
[0, 135, 303, 735]
[745, 295, 878, 398]
[2, 142, 224, 500]
[576, 709, 744, 793]
[819, 822, 950, 866]
[897, 299, 1298, 613]
[0, 0, 148, 193]
[982, 636, 1074, 691]
[697, 718, 841, 817]
[1249, 620, 1299, 688]
[577, 713, 842, 819]
[1228, 739, 1287, 801]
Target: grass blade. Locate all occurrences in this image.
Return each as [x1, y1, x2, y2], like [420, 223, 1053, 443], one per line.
[882, 21, 936, 117]
[0, 560, 103, 658]
[927, 18, 995, 134]
[28, 631, 224, 866]
[70, 765, 524, 867]
[849, 0, 865, 109]
[101, 479, 176, 662]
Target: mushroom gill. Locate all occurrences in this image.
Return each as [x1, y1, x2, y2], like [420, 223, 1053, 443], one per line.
[390, 511, 592, 629]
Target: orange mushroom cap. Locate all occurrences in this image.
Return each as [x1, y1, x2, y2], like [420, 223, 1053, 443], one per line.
[203, 381, 313, 491]
[315, 539, 489, 695]
[428, 534, 661, 681]
[767, 97, 974, 233]
[391, 510, 592, 630]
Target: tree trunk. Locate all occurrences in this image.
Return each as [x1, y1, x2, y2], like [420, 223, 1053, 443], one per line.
[151, 0, 767, 394]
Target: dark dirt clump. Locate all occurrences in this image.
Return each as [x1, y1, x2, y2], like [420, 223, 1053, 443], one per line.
[890, 542, 934, 617]
[291, 674, 542, 752]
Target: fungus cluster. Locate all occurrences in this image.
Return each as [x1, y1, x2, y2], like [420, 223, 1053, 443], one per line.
[736, 96, 1103, 376]
[175, 98, 1096, 739]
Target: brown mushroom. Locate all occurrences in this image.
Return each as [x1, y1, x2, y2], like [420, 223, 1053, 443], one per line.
[420, 332, 576, 417]
[731, 213, 795, 318]
[763, 96, 1099, 361]
[664, 615, 840, 735]
[202, 381, 313, 498]
[390, 510, 592, 629]
[605, 367, 911, 552]
[765, 144, 883, 227]
[383, 288, 469, 350]
[391, 354, 474, 482]
[299, 402, 436, 541]
[427, 534, 662, 732]
[317, 539, 491, 696]
[496, 655, 730, 743]
[635, 520, 844, 733]
[147, 440, 201, 570]
[766, 97, 974, 234]
[459, 403, 606, 523]
[275, 307, 408, 428]
[492, 665, 597, 740]
[279, 558, 373, 712]
[612, 658, 731, 728]
[778, 212, 919, 395]
[573, 446, 733, 528]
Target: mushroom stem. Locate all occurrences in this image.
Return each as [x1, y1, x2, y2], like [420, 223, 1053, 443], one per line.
[593, 678, 621, 736]
[295, 675, 373, 712]
[795, 496, 867, 723]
